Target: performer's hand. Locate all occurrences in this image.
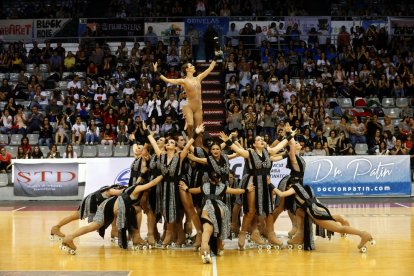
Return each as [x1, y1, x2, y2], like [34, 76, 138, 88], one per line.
[153, 62, 158, 72]
[141, 121, 147, 130]
[218, 131, 229, 142]
[195, 124, 205, 134]
[284, 122, 292, 133]
[187, 153, 196, 161]
[178, 182, 188, 191]
[247, 183, 255, 193]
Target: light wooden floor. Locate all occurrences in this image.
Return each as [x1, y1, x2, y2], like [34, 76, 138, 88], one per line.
[0, 200, 413, 276]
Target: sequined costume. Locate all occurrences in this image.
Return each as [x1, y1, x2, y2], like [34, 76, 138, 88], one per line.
[200, 181, 230, 254]
[243, 148, 273, 216]
[189, 147, 209, 207]
[159, 153, 183, 223]
[79, 184, 123, 222]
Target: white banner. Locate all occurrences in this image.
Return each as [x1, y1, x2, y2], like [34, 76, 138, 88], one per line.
[285, 16, 331, 42]
[0, 19, 33, 41]
[13, 162, 78, 197]
[34, 18, 71, 39]
[84, 157, 134, 196]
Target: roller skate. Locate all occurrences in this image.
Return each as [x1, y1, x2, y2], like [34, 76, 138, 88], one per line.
[358, 232, 376, 253]
[248, 230, 266, 250]
[238, 231, 247, 250]
[287, 234, 304, 250]
[287, 225, 298, 239]
[161, 230, 174, 249]
[60, 236, 76, 255]
[110, 228, 118, 243]
[175, 227, 187, 248]
[201, 251, 212, 264]
[132, 236, 148, 251]
[50, 226, 65, 241]
[193, 231, 202, 251]
[146, 234, 156, 249]
[230, 223, 239, 239]
[266, 232, 283, 250]
[217, 240, 224, 256]
[184, 221, 193, 237]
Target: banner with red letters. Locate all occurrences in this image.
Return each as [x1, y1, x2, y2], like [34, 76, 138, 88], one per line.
[13, 162, 78, 197]
[0, 19, 33, 41]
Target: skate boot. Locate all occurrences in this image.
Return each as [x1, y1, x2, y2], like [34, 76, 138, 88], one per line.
[146, 234, 156, 249]
[230, 223, 239, 239]
[201, 251, 212, 264]
[249, 230, 265, 249]
[132, 236, 148, 250]
[238, 231, 247, 250]
[287, 233, 304, 250]
[60, 236, 76, 255]
[50, 226, 65, 241]
[110, 227, 118, 243]
[185, 221, 193, 237]
[176, 227, 187, 248]
[358, 232, 375, 253]
[266, 232, 283, 250]
[287, 225, 298, 239]
[217, 239, 224, 256]
[162, 230, 173, 249]
[193, 231, 202, 251]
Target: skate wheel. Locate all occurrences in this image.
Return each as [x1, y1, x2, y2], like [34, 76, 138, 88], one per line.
[143, 245, 148, 250]
[181, 244, 186, 248]
[288, 244, 294, 250]
[171, 242, 176, 248]
[370, 240, 376, 246]
[231, 233, 236, 239]
[69, 249, 76, 255]
[59, 245, 66, 251]
[266, 245, 271, 250]
[246, 234, 251, 240]
[186, 239, 193, 245]
[275, 245, 281, 250]
[360, 246, 367, 253]
[258, 245, 263, 250]
[249, 243, 254, 248]
[297, 244, 303, 250]
[49, 235, 54, 241]
[110, 238, 116, 243]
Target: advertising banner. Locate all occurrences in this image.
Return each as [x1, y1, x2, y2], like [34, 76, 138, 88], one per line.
[0, 19, 33, 41]
[34, 18, 71, 39]
[184, 17, 229, 60]
[145, 22, 185, 45]
[285, 16, 331, 42]
[84, 18, 144, 37]
[304, 155, 411, 197]
[13, 162, 78, 197]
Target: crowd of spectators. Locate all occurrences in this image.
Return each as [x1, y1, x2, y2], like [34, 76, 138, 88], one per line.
[221, 21, 414, 159]
[331, 0, 414, 17]
[0, 17, 414, 166]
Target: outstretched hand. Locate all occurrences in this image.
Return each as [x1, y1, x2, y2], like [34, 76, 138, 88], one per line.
[141, 121, 147, 131]
[153, 62, 158, 72]
[195, 124, 205, 135]
[246, 183, 255, 193]
[218, 132, 229, 142]
[178, 182, 188, 191]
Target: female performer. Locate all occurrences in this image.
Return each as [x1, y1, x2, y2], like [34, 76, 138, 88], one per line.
[179, 172, 254, 263]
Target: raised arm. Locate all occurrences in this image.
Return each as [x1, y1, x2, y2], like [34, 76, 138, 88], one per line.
[187, 153, 208, 164]
[268, 124, 296, 155]
[226, 183, 254, 195]
[131, 175, 164, 198]
[218, 132, 249, 158]
[142, 122, 162, 156]
[153, 62, 184, 86]
[180, 124, 205, 160]
[178, 181, 202, 194]
[197, 60, 217, 80]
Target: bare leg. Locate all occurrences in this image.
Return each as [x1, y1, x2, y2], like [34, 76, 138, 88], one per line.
[62, 222, 102, 250]
[146, 210, 156, 246]
[332, 214, 350, 226]
[162, 223, 174, 247]
[193, 109, 203, 146]
[313, 217, 373, 249]
[239, 188, 256, 249]
[231, 203, 241, 235]
[133, 206, 145, 244]
[110, 220, 118, 240]
[179, 186, 202, 247]
[266, 214, 282, 246]
[182, 105, 194, 141]
[288, 210, 299, 238]
[175, 211, 186, 246]
[51, 211, 80, 238]
[288, 209, 305, 245]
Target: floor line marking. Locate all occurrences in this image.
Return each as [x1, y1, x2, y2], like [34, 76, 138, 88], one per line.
[394, 203, 410, 208]
[212, 255, 218, 276]
[12, 206, 26, 212]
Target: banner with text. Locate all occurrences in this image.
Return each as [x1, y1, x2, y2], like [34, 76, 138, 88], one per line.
[304, 155, 411, 197]
[82, 18, 144, 37]
[34, 18, 71, 39]
[145, 22, 185, 45]
[285, 16, 331, 42]
[13, 162, 78, 197]
[0, 19, 33, 41]
[184, 17, 229, 61]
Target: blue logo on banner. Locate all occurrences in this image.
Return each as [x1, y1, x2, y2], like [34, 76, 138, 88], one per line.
[114, 169, 131, 186]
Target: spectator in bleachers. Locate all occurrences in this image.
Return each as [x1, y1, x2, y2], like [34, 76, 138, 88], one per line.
[144, 26, 158, 48]
[160, 115, 178, 137]
[336, 130, 354, 155]
[12, 106, 26, 135]
[116, 119, 129, 145]
[38, 117, 53, 149]
[101, 122, 116, 146]
[49, 50, 63, 76]
[71, 116, 86, 145]
[390, 138, 408, 155]
[0, 79, 12, 101]
[0, 147, 12, 173]
[349, 116, 367, 148]
[0, 109, 12, 134]
[312, 128, 328, 151]
[16, 145, 29, 159]
[227, 104, 243, 135]
[30, 144, 44, 159]
[63, 144, 77, 158]
[85, 120, 100, 145]
[20, 136, 31, 156]
[28, 42, 42, 65]
[46, 144, 60, 159]
[55, 114, 69, 145]
[103, 107, 118, 129]
[368, 129, 383, 154]
[26, 106, 44, 134]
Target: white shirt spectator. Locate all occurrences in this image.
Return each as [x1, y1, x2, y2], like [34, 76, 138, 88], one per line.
[67, 79, 81, 90]
[72, 123, 86, 137]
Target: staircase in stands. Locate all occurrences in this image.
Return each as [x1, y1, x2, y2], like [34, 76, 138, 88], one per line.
[198, 62, 226, 137]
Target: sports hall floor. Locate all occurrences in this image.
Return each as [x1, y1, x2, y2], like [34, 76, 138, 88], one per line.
[0, 197, 413, 276]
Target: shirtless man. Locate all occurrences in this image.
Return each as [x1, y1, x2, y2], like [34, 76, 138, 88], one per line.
[153, 38, 222, 141]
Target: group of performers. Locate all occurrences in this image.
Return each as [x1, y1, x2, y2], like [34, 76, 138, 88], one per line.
[50, 121, 375, 263]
